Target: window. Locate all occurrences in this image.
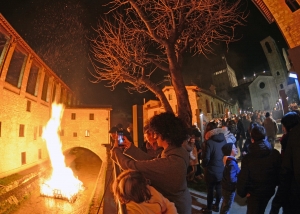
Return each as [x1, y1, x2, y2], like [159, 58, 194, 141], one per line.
[19, 124, 25, 137]
[277, 71, 280, 76]
[41, 74, 49, 101]
[5, 47, 27, 88]
[60, 129, 64, 136]
[26, 62, 39, 96]
[73, 132, 77, 137]
[26, 100, 31, 112]
[175, 105, 178, 114]
[265, 42, 272, 53]
[21, 152, 26, 165]
[0, 31, 10, 73]
[206, 99, 210, 113]
[168, 94, 173, 100]
[259, 82, 265, 89]
[71, 113, 76, 120]
[280, 84, 284, 89]
[39, 125, 43, 137]
[85, 130, 90, 137]
[34, 126, 37, 140]
[38, 149, 42, 159]
[89, 113, 94, 120]
[52, 83, 56, 103]
[286, 0, 300, 12]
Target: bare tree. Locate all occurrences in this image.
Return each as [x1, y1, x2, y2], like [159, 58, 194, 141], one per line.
[91, 0, 247, 125]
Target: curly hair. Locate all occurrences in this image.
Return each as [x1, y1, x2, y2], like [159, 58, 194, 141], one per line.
[148, 112, 188, 147]
[112, 170, 151, 204]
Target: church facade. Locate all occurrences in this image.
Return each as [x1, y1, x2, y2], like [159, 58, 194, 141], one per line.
[249, 36, 289, 111]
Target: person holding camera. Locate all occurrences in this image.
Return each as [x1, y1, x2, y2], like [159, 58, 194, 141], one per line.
[110, 112, 191, 214]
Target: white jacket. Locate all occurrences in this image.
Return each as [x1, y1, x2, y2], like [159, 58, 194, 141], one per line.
[126, 185, 178, 214]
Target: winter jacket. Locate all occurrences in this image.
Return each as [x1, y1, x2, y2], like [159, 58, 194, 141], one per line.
[236, 119, 246, 140]
[271, 123, 300, 213]
[241, 118, 251, 134]
[237, 139, 281, 199]
[201, 128, 227, 183]
[126, 185, 178, 214]
[111, 145, 191, 214]
[262, 117, 278, 138]
[222, 156, 240, 192]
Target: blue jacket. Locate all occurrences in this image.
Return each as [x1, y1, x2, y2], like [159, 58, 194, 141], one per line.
[222, 156, 240, 192]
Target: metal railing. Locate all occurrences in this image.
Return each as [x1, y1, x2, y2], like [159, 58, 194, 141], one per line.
[113, 163, 127, 214]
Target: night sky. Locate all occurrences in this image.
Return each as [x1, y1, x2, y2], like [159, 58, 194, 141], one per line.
[0, 0, 288, 115]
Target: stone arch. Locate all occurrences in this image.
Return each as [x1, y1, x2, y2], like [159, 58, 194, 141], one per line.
[63, 146, 102, 171]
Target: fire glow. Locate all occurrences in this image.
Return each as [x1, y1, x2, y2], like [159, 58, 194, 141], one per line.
[40, 103, 83, 203]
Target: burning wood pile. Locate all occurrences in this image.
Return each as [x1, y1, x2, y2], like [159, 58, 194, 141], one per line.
[40, 104, 83, 203]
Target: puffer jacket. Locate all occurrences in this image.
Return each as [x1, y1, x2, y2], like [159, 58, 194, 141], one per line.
[201, 128, 227, 183]
[222, 156, 240, 192]
[237, 139, 281, 199]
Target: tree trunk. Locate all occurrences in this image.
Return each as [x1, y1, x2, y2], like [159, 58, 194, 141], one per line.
[142, 78, 173, 113]
[166, 46, 192, 126]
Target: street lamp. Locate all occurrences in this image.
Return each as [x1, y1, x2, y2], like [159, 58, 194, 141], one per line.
[199, 109, 204, 142]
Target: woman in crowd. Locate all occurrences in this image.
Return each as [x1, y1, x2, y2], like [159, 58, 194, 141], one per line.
[112, 170, 177, 214]
[110, 112, 191, 214]
[187, 135, 199, 183]
[200, 121, 227, 214]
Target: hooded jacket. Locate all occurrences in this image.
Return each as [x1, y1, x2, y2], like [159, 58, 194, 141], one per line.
[201, 128, 227, 182]
[237, 139, 281, 199]
[222, 156, 240, 192]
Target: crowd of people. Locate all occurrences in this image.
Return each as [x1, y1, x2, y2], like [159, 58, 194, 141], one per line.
[108, 108, 300, 214]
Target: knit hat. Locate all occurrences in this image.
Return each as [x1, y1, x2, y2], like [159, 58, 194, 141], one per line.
[222, 143, 234, 156]
[281, 111, 300, 132]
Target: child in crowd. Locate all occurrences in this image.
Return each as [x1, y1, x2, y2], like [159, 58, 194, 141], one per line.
[112, 170, 178, 214]
[220, 143, 240, 214]
[187, 136, 199, 183]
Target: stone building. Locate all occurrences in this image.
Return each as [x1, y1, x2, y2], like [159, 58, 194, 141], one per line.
[211, 56, 239, 100]
[0, 14, 111, 178]
[249, 36, 289, 111]
[249, 36, 295, 111]
[252, 0, 300, 82]
[143, 85, 238, 127]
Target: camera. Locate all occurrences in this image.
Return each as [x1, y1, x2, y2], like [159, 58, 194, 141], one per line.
[117, 131, 124, 146]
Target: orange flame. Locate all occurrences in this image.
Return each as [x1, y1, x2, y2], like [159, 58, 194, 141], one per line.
[40, 103, 83, 202]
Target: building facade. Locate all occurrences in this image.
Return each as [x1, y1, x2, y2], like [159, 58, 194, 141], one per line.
[249, 36, 290, 111]
[0, 14, 111, 178]
[143, 86, 239, 127]
[252, 0, 300, 82]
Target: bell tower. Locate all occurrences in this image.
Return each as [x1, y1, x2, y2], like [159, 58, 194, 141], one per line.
[260, 36, 288, 91]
